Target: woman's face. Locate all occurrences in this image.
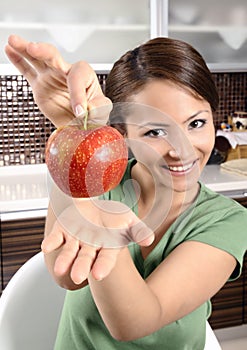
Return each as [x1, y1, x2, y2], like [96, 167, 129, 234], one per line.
[125, 80, 215, 193]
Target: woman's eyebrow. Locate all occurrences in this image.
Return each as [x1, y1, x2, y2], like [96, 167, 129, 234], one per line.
[137, 122, 170, 129]
[184, 110, 210, 123]
[136, 110, 210, 129]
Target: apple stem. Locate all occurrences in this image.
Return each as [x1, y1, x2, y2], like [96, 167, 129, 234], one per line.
[83, 111, 88, 130]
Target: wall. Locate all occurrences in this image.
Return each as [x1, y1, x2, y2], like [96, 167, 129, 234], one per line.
[0, 72, 246, 166]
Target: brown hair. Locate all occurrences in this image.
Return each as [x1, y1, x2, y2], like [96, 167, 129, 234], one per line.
[105, 37, 219, 133]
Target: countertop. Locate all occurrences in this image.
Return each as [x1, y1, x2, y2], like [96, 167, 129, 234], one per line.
[1, 163, 247, 220]
[0, 164, 48, 220]
[200, 164, 247, 196]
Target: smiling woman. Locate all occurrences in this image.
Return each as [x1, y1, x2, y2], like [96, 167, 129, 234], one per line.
[5, 35, 247, 350]
[125, 82, 214, 190]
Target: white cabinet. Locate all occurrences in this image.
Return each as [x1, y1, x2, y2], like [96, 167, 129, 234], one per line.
[1, 0, 246, 71]
[0, 0, 167, 68]
[168, 0, 247, 71]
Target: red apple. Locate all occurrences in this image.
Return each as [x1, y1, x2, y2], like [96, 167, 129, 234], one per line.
[45, 121, 128, 198]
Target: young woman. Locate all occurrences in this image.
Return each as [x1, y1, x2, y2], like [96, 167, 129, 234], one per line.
[5, 35, 247, 349]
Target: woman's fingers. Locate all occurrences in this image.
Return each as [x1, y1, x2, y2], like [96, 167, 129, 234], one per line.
[53, 237, 80, 277]
[25, 41, 71, 73]
[70, 245, 121, 284]
[67, 61, 112, 121]
[5, 44, 37, 83]
[70, 245, 98, 284]
[87, 96, 113, 125]
[6, 35, 46, 75]
[42, 221, 80, 278]
[41, 229, 65, 253]
[6, 34, 70, 74]
[127, 218, 155, 247]
[90, 248, 121, 281]
[67, 61, 99, 112]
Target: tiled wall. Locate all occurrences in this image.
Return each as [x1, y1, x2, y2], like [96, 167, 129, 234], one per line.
[0, 75, 55, 166]
[214, 73, 247, 127]
[0, 72, 246, 166]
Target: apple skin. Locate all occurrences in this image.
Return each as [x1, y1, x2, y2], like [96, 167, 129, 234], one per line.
[45, 124, 128, 198]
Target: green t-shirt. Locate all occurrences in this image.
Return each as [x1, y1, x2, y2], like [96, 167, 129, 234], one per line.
[55, 160, 247, 350]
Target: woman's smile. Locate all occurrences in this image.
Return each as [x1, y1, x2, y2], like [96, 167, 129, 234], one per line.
[161, 159, 198, 176]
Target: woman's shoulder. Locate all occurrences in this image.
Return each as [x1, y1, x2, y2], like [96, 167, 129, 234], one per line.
[174, 182, 247, 245]
[198, 182, 246, 214]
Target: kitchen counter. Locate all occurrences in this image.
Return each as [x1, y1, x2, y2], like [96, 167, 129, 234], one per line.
[200, 164, 247, 197]
[1, 163, 247, 220]
[0, 164, 48, 220]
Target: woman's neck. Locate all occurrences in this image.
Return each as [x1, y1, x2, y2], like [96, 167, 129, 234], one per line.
[131, 161, 200, 232]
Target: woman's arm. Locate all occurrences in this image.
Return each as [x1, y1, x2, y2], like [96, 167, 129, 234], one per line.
[88, 240, 236, 341]
[43, 197, 237, 338]
[5, 35, 112, 127]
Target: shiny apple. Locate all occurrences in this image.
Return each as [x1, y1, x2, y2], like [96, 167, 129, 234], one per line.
[45, 121, 128, 198]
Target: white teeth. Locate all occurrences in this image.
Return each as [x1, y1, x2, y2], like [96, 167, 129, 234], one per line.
[168, 162, 194, 172]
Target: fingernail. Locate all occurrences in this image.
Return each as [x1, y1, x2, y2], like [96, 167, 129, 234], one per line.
[74, 104, 85, 117]
[95, 276, 103, 282]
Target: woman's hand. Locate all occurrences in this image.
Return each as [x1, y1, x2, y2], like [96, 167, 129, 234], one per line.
[5, 34, 112, 127]
[42, 199, 154, 286]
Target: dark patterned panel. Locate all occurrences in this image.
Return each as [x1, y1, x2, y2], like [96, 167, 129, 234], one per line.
[0, 75, 55, 166]
[0, 217, 45, 293]
[244, 255, 247, 324]
[209, 274, 244, 329]
[1, 72, 246, 166]
[213, 72, 247, 129]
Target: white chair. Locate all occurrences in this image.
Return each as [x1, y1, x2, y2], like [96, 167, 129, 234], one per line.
[0, 252, 221, 350]
[0, 252, 66, 350]
[205, 320, 222, 349]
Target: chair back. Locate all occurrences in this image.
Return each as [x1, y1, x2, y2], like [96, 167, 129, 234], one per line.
[204, 320, 222, 349]
[0, 252, 66, 350]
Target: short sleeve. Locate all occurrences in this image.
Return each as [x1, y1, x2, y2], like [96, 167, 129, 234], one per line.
[187, 200, 247, 280]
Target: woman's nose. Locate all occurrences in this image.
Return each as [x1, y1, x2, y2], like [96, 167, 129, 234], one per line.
[168, 149, 180, 159]
[166, 133, 195, 161]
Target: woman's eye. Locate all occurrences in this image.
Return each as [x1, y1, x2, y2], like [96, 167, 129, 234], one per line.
[189, 119, 206, 129]
[144, 129, 167, 137]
